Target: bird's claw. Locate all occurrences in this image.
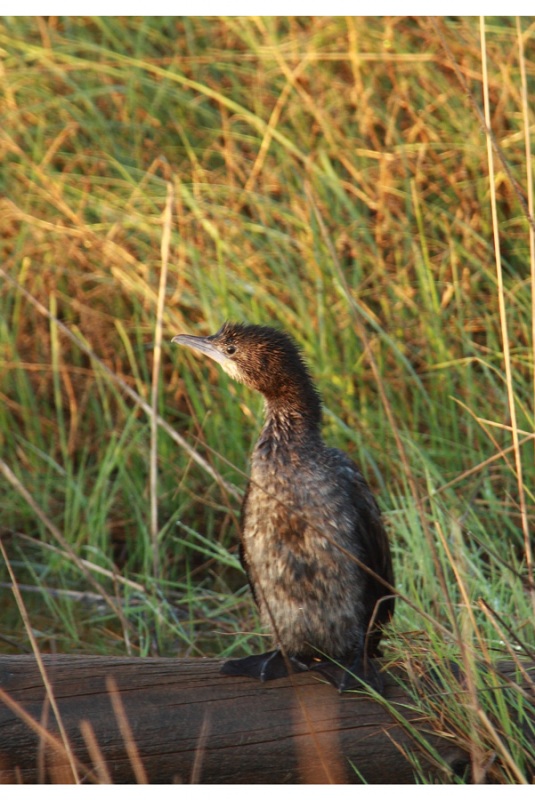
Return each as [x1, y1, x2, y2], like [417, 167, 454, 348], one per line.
[221, 650, 384, 693]
[221, 649, 310, 681]
[309, 656, 384, 694]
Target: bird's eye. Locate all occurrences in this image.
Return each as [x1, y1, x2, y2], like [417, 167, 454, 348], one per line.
[226, 344, 237, 355]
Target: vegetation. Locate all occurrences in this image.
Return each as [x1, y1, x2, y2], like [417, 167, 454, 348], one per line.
[0, 16, 534, 783]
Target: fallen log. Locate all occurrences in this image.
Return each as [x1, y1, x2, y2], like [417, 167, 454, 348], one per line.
[0, 655, 531, 783]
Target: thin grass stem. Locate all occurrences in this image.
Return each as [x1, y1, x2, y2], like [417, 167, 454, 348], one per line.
[480, 17, 533, 616]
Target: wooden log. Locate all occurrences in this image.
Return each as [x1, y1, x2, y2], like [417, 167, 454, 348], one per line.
[0, 655, 531, 784]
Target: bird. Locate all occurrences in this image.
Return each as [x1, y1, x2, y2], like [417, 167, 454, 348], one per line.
[172, 322, 395, 692]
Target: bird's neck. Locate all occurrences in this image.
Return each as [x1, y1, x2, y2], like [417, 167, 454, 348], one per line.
[256, 381, 323, 458]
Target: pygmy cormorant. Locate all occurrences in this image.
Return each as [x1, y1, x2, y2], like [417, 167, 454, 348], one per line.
[172, 322, 395, 691]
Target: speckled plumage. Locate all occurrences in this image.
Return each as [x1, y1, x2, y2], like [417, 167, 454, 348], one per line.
[173, 322, 395, 690]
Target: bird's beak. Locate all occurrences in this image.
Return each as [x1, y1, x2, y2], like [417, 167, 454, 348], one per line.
[172, 333, 228, 368]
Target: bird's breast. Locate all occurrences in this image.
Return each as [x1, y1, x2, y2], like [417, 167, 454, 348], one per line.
[242, 453, 359, 572]
[240, 456, 366, 657]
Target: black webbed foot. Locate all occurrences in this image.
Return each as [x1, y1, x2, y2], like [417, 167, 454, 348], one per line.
[221, 643, 385, 693]
[309, 656, 384, 694]
[220, 649, 310, 682]
[308, 630, 385, 694]
[339, 655, 384, 694]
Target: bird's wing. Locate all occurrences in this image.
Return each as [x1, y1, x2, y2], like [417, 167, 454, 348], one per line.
[347, 464, 396, 651]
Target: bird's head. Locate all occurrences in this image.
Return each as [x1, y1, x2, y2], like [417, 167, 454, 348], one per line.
[172, 322, 319, 408]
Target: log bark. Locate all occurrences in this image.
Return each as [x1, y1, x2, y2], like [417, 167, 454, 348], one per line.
[0, 655, 531, 784]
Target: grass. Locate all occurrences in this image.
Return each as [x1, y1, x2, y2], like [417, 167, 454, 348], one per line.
[0, 15, 534, 783]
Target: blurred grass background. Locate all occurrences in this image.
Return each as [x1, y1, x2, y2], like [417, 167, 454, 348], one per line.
[0, 16, 534, 782]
